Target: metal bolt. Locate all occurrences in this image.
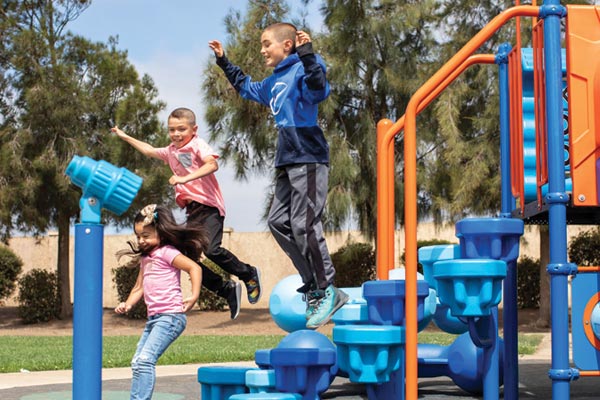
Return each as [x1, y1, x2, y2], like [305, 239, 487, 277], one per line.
[578, 194, 586, 202]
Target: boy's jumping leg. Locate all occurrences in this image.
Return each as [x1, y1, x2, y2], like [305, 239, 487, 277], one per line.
[200, 262, 241, 320]
[268, 164, 348, 328]
[187, 202, 262, 304]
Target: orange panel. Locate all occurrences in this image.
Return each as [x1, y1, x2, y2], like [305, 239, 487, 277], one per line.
[566, 5, 600, 206]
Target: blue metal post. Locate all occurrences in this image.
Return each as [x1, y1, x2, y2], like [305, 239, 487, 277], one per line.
[72, 222, 104, 400]
[541, 2, 571, 399]
[502, 258, 519, 400]
[483, 309, 500, 400]
[496, 42, 519, 400]
[497, 43, 514, 218]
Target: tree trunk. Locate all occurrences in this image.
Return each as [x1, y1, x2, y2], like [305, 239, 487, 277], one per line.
[57, 213, 73, 319]
[537, 225, 550, 327]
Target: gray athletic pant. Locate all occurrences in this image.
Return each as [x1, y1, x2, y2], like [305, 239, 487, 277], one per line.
[268, 163, 335, 291]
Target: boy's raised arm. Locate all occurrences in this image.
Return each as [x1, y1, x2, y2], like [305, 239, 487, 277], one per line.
[208, 40, 267, 105]
[208, 40, 224, 58]
[111, 126, 160, 159]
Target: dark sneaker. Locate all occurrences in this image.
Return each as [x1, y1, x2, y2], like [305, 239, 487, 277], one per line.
[303, 289, 325, 320]
[244, 266, 262, 304]
[306, 285, 349, 329]
[225, 281, 242, 320]
[296, 280, 316, 294]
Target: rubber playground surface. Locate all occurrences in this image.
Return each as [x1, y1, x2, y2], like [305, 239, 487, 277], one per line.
[0, 309, 597, 399]
[1, 342, 600, 400]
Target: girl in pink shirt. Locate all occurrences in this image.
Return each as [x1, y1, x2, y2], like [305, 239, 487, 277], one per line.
[115, 204, 208, 400]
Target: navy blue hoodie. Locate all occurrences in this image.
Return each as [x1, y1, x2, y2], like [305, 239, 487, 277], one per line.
[216, 43, 330, 168]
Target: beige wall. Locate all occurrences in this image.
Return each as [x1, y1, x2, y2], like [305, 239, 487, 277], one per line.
[3, 223, 591, 309]
[3, 228, 368, 308]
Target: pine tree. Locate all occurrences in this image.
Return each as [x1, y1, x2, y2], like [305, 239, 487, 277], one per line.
[0, 0, 171, 318]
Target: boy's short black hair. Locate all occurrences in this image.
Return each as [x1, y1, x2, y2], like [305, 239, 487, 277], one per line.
[169, 107, 196, 126]
[265, 22, 297, 48]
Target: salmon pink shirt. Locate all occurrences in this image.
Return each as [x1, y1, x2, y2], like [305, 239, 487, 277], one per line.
[141, 245, 184, 317]
[155, 135, 226, 216]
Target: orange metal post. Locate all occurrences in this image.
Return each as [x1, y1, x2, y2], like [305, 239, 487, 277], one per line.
[402, 6, 538, 399]
[377, 119, 394, 280]
[508, 46, 525, 212]
[532, 19, 548, 207]
[376, 55, 496, 280]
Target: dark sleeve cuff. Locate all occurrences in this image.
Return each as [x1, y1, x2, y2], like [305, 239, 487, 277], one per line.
[296, 42, 314, 58]
[216, 54, 229, 68]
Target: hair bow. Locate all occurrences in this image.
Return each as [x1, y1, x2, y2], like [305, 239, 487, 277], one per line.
[140, 204, 158, 226]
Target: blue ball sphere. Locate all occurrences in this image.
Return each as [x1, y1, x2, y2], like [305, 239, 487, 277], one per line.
[277, 329, 336, 350]
[269, 274, 307, 333]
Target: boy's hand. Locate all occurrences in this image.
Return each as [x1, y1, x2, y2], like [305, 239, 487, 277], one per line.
[296, 31, 311, 47]
[208, 40, 224, 58]
[169, 174, 186, 185]
[110, 125, 127, 138]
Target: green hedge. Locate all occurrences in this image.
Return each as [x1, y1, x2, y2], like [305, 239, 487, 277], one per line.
[18, 269, 60, 324]
[0, 245, 23, 301]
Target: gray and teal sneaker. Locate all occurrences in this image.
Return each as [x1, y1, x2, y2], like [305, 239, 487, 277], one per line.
[306, 285, 349, 329]
[303, 289, 325, 320]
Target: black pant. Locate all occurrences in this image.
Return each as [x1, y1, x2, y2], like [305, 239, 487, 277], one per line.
[186, 202, 253, 293]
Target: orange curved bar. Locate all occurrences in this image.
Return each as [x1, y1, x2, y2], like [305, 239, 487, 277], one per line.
[579, 370, 600, 377]
[582, 291, 600, 351]
[376, 54, 496, 280]
[402, 6, 539, 400]
[578, 266, 600, 273]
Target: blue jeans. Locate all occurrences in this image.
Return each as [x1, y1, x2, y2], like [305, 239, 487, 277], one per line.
[130, 313, 186, 400]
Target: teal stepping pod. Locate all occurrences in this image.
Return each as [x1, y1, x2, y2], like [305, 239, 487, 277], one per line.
[333, 325, 404, 384]
[418, 244, 460, 290]
[332, 302, 369, 326]
[362, 280, 429, 326]
[197, 366, 256, 400]
[246, 369, 277, 393]
[229, 394, 301, 399]
[433, 259, 506, 317]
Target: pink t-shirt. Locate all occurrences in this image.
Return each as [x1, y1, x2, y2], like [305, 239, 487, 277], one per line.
[155, 136, 226, 216]
[141, 245, 184, 316]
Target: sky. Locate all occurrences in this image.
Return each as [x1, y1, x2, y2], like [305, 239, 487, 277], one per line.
[67, 0, 323, 232]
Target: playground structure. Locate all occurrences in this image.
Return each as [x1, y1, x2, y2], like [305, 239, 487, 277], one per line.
[66, 1, 600, 400]
[375, 1, 600, 400]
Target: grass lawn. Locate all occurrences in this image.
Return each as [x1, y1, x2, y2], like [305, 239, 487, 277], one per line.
[0, 333, 543, 373]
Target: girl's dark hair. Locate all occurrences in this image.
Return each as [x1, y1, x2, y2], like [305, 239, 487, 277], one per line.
[135, 205, 209, 261]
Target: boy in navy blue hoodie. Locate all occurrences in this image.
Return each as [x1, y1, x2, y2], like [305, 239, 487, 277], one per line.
[209, 23, 348, 329]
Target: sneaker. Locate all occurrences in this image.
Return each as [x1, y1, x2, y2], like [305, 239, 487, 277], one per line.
[225, 281, 242, 320]
[296, 280, 315, 294]
[303, 290, 325, 320]
[306, 285, 349, 329]
[244, 266, 262, 304]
